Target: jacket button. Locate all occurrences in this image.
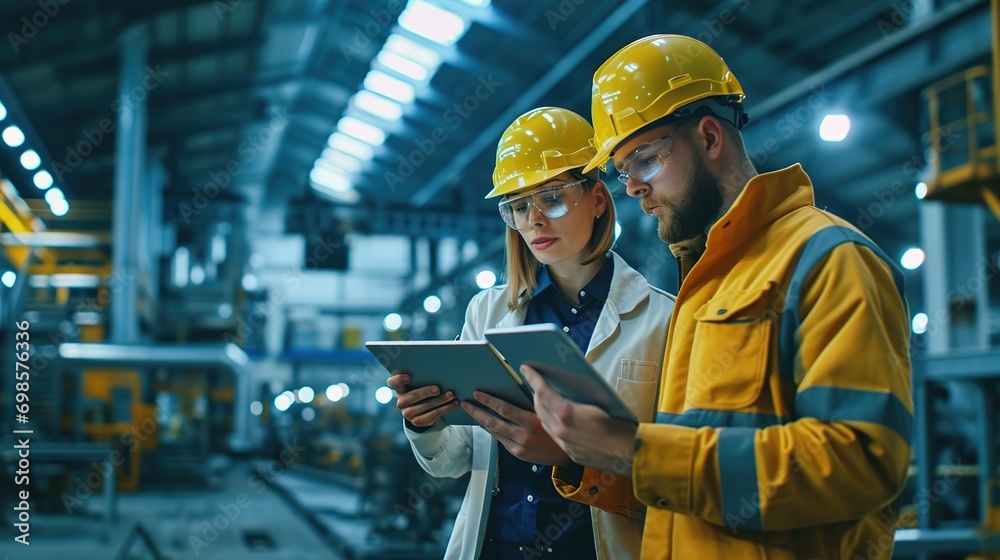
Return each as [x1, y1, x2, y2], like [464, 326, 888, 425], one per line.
[717, 309, 727, 315]
[589, 486, 598, 495]
[656, 498, 669, 507]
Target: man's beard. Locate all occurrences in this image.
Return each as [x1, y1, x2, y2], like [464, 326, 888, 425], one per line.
[653, 158, 724, 244]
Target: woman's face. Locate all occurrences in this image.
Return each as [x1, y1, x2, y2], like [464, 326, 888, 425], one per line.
[506, 172, 607, 267]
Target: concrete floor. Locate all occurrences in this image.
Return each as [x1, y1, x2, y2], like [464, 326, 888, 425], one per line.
[0, 462, 343, 560]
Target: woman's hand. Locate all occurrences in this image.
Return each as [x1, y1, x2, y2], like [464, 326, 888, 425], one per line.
[387, 371, 460, 427]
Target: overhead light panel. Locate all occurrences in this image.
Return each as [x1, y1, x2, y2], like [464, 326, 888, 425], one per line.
[384, 34, 441, 71]
[310, 166, 352, 193]
[375, 386, 393, 404]
[377, 50, 430, 82]
[364, 70, 416, 104]
[458, 0, 491, 5]
[383, 312, 403, 331]
[319, 149, 363, 173]
[337, 116, 386, 146]
[900, 247, 925, 270]
[819, 114, 851, 142]
[3, 125, 25, 147]
[33, 170, 53, 189]
[423, 294, 442, 314]
[327, 132, 375, 161]
[50, 198, 69, 217]
[399, 1, 467, 46]
[352, 91, 403, 122]
[475, 270, 496, 289]
[20, 149, 40, 170]
[44, 187, 65, 205]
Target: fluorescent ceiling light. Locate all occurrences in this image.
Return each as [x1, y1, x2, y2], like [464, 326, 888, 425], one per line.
[915, 182, 927, 199]
[327, 132, 375, 161]
[319, 149, 363, 173]
[423, 294, 442, 313]
[3, 125, 25, 147]
[399, 1, 467, 46]
[383, 313, 403, 331]
[20, 149, 40, 170]
[49, 198, 69, 217]
[475, 270, 496, 289]
[375, 386, 393, 404]
[44, 187, 65, 205]
[900, 247, 925, 270]
[337, 116, 386, 146]
[377, 50, 430, 82]
[310, 166, 352, 193]
[1, 271, 15, 288]
[352, 91, 403, 122]
[0, 101, 6, 120]
[364, 70, 416, 104]
[33, 170, 53, 189]
[384, 34, 441, 70]
[458, 0, 491, 5]
[819, 114, 850, 142]
[911, 313, 928, 334]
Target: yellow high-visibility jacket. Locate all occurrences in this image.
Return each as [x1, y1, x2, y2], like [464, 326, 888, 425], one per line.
[555, 164, 913, 559]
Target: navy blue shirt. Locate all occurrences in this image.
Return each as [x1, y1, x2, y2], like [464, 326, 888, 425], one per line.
[484, 257, 613, 557]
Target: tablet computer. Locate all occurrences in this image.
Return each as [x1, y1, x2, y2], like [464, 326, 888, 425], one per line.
[365, 340, 534, 426]
[484, 323, 637, 422]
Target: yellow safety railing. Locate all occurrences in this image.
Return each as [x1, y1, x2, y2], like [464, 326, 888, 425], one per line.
[922, 66, 999, 218]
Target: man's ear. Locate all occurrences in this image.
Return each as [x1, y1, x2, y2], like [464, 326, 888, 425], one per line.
[695, 115, 726, 161]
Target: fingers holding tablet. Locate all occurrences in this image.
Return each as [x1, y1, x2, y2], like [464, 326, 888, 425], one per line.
[389, 370, 459, 427]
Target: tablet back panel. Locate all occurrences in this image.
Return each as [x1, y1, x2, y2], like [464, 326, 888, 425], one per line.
[485, 324, 637, 422]
[365, 340, 533, 426]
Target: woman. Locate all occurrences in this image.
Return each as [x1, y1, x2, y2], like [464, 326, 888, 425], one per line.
[387, 107, 674, 559]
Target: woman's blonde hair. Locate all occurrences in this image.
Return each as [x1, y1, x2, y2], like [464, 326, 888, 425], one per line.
[502, 171, 617, 310]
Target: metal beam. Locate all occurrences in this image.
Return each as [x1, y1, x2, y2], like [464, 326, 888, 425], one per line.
[748, 0, 988, 121]
[408, 0, 652, 207]
[0, 231, 110, 248]
[0, 0, 227, 68]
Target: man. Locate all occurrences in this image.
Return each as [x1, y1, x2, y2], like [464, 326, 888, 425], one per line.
[523, 34, 913, 559]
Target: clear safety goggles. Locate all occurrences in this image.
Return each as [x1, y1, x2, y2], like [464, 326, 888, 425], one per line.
[616, 135, 674, 185]
[497, 179, 587, 230]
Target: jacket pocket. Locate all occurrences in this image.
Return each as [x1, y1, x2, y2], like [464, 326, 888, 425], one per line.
[686, 287, 775, 411]
[617, 359, 659, 423]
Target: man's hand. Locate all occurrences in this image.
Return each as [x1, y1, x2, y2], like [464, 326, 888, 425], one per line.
[462, 391, 572, 467]
[387, 371, 459, 427]
[522, 365, 638, 472]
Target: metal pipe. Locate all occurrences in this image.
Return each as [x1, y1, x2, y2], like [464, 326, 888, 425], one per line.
[56, 343, 253, 452]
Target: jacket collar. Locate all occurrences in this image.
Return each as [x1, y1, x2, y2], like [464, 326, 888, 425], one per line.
[707, 163, 815, 248]
[493, 252, 652, 355]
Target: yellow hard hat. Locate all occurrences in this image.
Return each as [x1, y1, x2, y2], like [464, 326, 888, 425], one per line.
[584, 35, 746, 173]
[488, 107, 597, 198]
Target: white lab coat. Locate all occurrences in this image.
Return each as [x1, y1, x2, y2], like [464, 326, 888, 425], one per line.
[405, 252, 674, 559]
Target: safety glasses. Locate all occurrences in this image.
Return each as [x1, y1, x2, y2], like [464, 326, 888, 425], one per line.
[616, 135, 674, 185]
[497, 179, 587, 230]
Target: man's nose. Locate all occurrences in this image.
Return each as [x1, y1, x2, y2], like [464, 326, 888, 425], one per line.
[625, 178, 650, 198]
